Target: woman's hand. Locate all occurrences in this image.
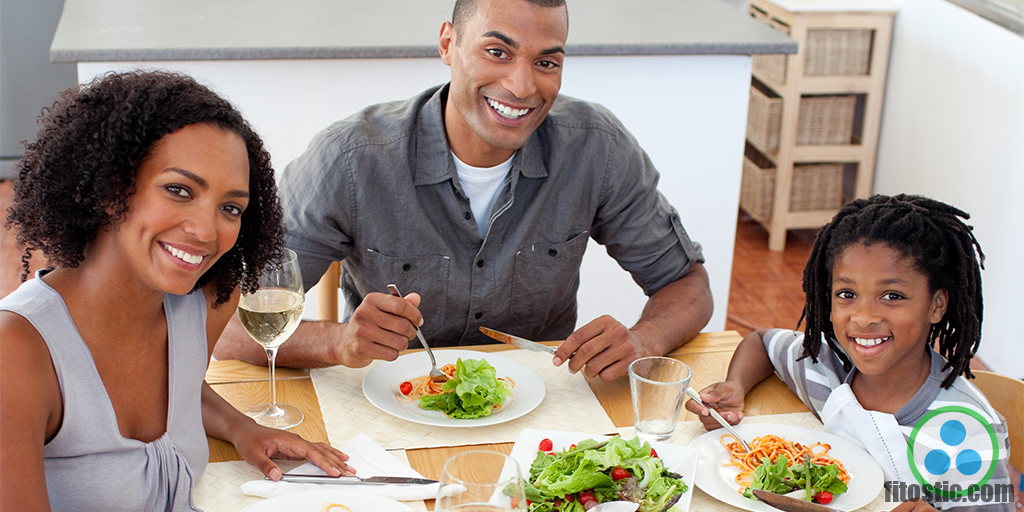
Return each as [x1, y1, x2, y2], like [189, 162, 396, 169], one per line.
[683, 381, 746, 431]
[229, 421, 355, 481]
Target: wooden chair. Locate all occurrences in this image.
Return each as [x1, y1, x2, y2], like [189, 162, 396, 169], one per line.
[972, 370, 1023, 471]
[315, 261, 342, 321]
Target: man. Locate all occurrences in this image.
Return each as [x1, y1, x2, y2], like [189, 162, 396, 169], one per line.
[214, 0, 713, 381]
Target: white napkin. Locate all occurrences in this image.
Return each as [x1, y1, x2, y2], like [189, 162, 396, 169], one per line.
[239, 433, 440, 501]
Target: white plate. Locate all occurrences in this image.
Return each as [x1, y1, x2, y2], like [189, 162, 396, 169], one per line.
[239, 489, 414, 512]
[509, 429, 698, 512]
[688, 423, 884, 512]
[362, 349, 545, 427]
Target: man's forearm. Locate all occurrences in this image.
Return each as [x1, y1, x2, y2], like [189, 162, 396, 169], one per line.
[630, 262, 714, 356]
[213, 315, 345, 368]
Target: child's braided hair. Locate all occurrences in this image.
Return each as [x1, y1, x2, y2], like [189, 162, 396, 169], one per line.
[798, 194, 984, 388]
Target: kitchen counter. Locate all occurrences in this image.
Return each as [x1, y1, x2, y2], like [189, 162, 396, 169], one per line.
[50, 0, 795, 62]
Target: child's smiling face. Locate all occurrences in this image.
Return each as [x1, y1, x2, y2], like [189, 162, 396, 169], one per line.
[830, 242, 948, 379]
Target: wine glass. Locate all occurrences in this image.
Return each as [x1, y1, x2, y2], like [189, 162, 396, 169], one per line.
[437, 451, 527, 512]
[237, 248, 305, 429]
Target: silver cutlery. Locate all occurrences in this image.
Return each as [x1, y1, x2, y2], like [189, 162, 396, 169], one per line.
[388, 284, 447, 383]
[685, 386, 751, 452]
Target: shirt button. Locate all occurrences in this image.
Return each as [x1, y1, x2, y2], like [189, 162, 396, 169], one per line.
[477, 259, 485, 267]
[464, 211, 471, 220]
[475, 312, 483, 319]
[402, 263, 412, 271]
[549, 249, 558, 257]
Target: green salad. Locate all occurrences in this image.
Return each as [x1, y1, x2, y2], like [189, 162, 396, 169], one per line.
[523, 436, 687, 512]
[742, 454, 847, 505]
[417, 358, 512, 419]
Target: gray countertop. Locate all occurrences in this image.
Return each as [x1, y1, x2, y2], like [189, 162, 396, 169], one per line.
[51, 0, 796, 63]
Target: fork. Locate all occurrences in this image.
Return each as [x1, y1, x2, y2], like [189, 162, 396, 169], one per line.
[685, 387, 751, 452]
[387, 284, 448, 383]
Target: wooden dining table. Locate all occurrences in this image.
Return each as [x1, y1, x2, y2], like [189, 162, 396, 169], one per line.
[204, 330, 810, 509]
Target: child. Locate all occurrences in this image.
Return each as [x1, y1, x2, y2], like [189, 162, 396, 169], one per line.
[687, 194, 1015, 511]
[0, 70, 354, 511]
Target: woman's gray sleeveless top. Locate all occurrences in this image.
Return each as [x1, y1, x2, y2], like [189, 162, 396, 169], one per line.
[0, 273, 209, 511]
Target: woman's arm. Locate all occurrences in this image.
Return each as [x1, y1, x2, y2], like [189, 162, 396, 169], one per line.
[0, 313, 62, 512]
[200, 286, 354, 479]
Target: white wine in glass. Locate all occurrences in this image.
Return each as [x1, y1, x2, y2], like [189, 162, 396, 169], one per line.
[437, 451, 527, 512]
[237, 248, 305, 429]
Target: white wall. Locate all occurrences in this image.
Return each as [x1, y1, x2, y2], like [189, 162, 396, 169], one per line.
[80, 53, 750, 336]
[873, 0, 1024, 377]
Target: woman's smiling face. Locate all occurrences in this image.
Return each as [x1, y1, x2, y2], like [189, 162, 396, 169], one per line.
[829, 241, 948, 378]
[102, 122, 250, 296]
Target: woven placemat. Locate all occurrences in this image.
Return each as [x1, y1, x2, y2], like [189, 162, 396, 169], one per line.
[311, 349, 617, 450]
[193, 451, 428, 512]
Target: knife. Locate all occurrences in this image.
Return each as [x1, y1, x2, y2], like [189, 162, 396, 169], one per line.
[752, 489, 838, 512]
[272, 474, 438, 485]
[479, 326, 557, 354]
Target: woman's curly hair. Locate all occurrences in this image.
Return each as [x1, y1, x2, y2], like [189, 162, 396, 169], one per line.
[5, 70, 285, 307]
[797, 194, 984, 388]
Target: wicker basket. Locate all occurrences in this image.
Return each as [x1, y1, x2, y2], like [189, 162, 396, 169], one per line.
[796, 94, 857, 145]
[747, 82, 857, 150]
[740, 145, 844, 222]
[746, 81, 783, 152]
[805, 29, 874, 76]
[751, 16, 791, 83]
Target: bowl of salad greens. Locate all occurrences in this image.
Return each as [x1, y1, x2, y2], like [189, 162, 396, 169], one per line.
[509, 430, 697, 512]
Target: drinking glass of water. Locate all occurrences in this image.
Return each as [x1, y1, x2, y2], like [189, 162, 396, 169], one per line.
[237, 248, 305, 429]
[437, 451, 527, 511]
[628, 357, 692, 442]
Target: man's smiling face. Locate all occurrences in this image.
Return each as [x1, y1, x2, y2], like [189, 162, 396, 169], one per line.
[439, 0, 568, 167]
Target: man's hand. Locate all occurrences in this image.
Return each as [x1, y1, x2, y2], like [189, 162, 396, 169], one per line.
[553, 315, 649, 382]
[552, 262, 713, 382]
[213, 292, 425, 369]
[336, 291, 423, 368]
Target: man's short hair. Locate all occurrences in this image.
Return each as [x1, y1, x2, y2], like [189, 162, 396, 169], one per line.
[452, 0, 568, 31]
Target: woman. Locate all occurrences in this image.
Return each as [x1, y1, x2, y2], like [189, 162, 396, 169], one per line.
[0, 70, 354, 511]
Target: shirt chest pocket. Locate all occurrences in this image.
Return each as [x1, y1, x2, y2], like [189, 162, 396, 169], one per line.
[362, 249, 451, 330]
[509, 231, 589, 324]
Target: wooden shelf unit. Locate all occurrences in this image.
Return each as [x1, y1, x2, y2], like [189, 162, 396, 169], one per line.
[744, 0, 897, 251]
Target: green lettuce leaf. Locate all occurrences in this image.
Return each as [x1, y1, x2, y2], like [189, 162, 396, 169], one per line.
[417, 358, 512, 419]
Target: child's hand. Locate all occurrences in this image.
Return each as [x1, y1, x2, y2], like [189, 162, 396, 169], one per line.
[890, 498, 939, 512]
[684, 381, 745, 431]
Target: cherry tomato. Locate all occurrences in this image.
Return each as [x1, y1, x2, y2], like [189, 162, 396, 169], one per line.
[565, 494, 574, 502]
[578, 492, 596, 504]
[815, 491, 834, 504]
[611, 467, 631, 480]
[570, 444, 577, 450]
[511, 497, 520, 508]
[539, 438, 553, 451]
[399, 381, 413, 395]
[651, 447, 658, 457]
